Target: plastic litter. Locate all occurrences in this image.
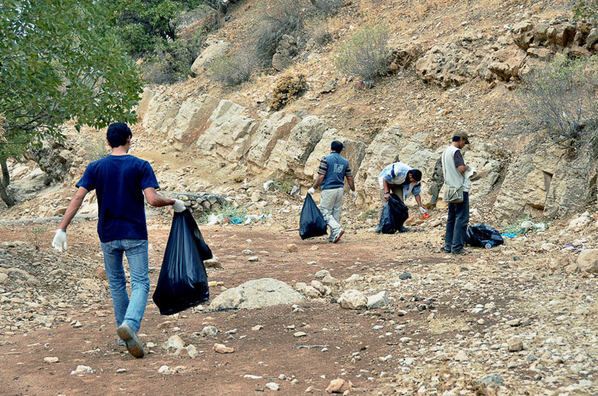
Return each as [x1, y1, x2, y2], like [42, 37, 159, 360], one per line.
[153, 209, 211, 315]
[377, 193, 409, 234]
[263, 180, 275, 192]
[207, 213, 224, 225]
[299, 194, 328, 239]
[466, 223, 504, 248]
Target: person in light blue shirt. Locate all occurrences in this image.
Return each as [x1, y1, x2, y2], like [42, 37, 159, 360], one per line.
[376, 162, 426, 232]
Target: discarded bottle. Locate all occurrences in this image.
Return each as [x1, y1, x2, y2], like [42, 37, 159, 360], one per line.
[485, 243, 492, 249]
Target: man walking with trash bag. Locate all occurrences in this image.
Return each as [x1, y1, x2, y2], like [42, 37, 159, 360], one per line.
[307, 140, 356, 243]
[441, 131, 474, 255]
[51, 122, 185, 358]
[376, 162, 426, 233]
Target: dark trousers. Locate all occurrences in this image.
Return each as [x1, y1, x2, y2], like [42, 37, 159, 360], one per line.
[445, 192, 469, 252]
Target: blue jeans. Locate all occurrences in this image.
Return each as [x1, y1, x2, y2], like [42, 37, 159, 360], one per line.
[445, 192, 470, 252]
[101, 239, 150, 333]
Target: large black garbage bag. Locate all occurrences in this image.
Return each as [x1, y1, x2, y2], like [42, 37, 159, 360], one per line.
[153, 209, 211, 315]
[378, 193, 409, 234]
[466, 223, 504, 248]
[299, 193, 328, 240]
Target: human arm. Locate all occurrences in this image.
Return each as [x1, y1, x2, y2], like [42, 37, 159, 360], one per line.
[309, 174, 326, 193]
[144, 187, 185, 212]
[57, 187, 89, 231]
[454, 150, 469, 174]
[382, 179, 391, 200]
[52, 186, 89, 252]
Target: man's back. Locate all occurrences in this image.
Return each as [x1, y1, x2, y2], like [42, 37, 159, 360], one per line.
[77, 155, 159, 242]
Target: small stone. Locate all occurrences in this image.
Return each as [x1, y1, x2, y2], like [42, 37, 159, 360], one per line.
[508, 338, 524, 352]
[293, 332, 307, 337]
[248, 256, 259, 262]
[202, 326, 218, 337]
[214, 343, 235, 353]
[44, 357, 59, 364]
[116, 368, 127, 373]
[252, 325, 263, 331]
[158, 365, 173, 375]
[286, 244, 298, 253]
[157, 321, 174, 330]
[325, 378, 352, 393]
[265, 382, 279, 391]
[399, 273, 412, 280]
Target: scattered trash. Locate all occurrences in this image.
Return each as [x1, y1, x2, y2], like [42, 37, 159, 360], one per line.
[501, 233, 517, 239]
[263, 180, 275, 192]
[466, 224, 504, 249]
[562, 242, 586, 252]
[207, 214, 225, 225]
[245, 214, 272, 224]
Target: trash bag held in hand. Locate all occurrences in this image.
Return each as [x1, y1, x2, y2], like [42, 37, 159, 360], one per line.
[153, 209, 211, 315]
[299, 194, 328, 240]
[378, 193, 409, 234]
[466, 223, 504, 248]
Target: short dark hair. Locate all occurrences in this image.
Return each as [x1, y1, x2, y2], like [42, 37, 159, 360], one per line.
[409, 169, 422, 182]
[452, 136, 461, 142]
[107, 122, 132, 148]
[331, 140, 343, 153]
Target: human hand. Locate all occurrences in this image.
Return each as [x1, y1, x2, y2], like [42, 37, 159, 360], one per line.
[52, 229, 67, 252]
[350, 190, 357, 200]
[307, 187, 315, 195]
[419, 207, 427, 215]
[383, 192, 390, 200]
[173, 199, 186, 213]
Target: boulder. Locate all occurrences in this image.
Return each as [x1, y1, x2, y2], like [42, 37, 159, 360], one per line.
[170, 95, 221, 150]
[577, 249, 598, 273]
[190, 40, 231, 77]
[209, 278, 304, 310]
[246, 111, 301, 170]
[338, 290, 367, 310]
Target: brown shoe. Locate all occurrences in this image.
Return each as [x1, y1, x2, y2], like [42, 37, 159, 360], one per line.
[117, 323, 145, 358]
[333, 230, 345, 243]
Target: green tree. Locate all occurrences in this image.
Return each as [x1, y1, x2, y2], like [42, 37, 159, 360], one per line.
[574, 0, 598, 23]
[0, 0, 143, 207]
[107, 0, 204, 55]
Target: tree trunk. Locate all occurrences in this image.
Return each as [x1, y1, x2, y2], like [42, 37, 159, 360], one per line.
[0, 159, 14, 207]
[1, 159, 9, 187]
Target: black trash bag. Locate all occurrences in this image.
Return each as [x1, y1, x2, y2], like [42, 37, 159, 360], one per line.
[153, 209, 211, 315]
[466, 223, 504, 248]
[378, 193, 409, 234]
[299, 193, 328, 240]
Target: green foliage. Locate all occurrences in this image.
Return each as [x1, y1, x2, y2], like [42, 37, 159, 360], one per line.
[143, 38, 200, 84]
[335, 23, 391, 85]
[252, 0, 305, 67]
[107, 0, 203, 55]
[0, 0, 143, 154]
[270, 74, 308, 110]
[515, 55, 598, 152]
[31, 227, 47, 251]
[359, 209, 378, 221]
[311, 0, 344, 16]
[208, 49, 257, 87]
[0, 0, 142, 206]
[573, 0, 598, 23]
[272, 177, 295, 194]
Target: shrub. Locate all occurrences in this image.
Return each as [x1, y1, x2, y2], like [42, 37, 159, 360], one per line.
[208, 49, 257, 87]
[335, 23, 391, 85]
[142, 38, 199, 84]
[515, 55, 598, 153]
[252, 0, 304, 67]
[270, 74, 308, 110]
[311, 0, 344, 15]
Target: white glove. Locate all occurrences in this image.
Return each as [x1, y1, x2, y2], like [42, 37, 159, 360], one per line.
[307, 187, 316, 195]
[350, 190, 358, 200]
[52, 229, 67, 252]
[173, 199, 186, 213]
[419, 207, 427, 215]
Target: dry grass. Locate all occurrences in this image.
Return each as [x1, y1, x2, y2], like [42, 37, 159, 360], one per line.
[427, 315, 471, 334]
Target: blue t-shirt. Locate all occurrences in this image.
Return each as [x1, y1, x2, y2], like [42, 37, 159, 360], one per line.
[77, 155, 159, 243]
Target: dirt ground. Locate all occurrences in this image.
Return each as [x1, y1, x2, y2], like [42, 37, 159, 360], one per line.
[1, 210, 597, 396]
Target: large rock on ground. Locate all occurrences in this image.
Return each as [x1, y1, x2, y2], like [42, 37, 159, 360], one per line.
[190, 40, 231, 77]
[209, 278, 305, 310]
[577, 249, 598, 273]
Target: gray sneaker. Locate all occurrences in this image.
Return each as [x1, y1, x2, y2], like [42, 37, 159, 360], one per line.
[117, 323, 145, 358]
[333, 229, 345, 243]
